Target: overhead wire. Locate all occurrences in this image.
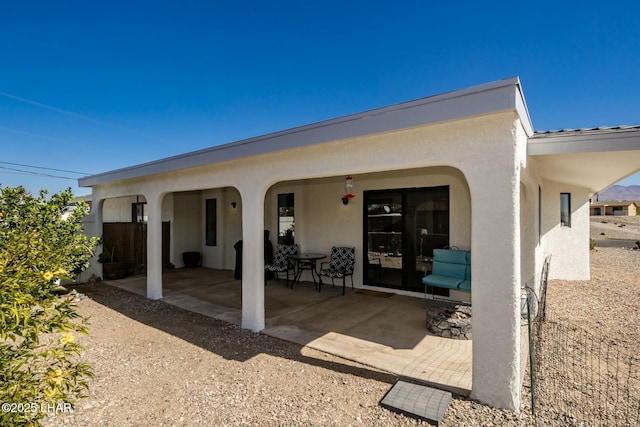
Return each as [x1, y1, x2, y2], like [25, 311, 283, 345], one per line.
[0, 165, 79, 180]
[0, 161, 89, 175]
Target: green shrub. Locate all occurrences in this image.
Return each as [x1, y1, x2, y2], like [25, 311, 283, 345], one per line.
[0, 186, 99, 426]
[589, 238, 596, 251]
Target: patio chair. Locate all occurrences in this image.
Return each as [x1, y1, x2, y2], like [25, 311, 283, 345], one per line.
[318, 246, 355, 295]
[265, 244, 298, 287]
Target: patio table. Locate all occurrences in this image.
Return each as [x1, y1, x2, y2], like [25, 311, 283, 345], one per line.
[290, 253, 326, 289]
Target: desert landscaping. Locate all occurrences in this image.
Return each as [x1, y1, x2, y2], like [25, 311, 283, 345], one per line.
[590, 214, 640, 249]
[39, 216, 639, 426]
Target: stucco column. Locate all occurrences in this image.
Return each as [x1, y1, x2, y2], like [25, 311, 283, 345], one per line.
[146, 192, 164, 300]
[468, 168, 522, 411]
[93, 197, 104, 235]
[239, 186, 266, 332]
[90, 197, 104, 281]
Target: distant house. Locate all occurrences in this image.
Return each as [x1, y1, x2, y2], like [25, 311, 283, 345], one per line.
[77, 77, 640, 411]
[590, 201, 638, 216]
[62, 195, 92, 221]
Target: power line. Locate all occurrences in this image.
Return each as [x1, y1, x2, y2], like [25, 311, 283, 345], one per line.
[0, 161, 89, 175]
[0, 166, 69, 180]
[0, 165, 78, 180]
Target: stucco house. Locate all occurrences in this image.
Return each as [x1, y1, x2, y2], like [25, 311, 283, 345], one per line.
[590, 200, 638, 216]
[78, 77, 640, 411]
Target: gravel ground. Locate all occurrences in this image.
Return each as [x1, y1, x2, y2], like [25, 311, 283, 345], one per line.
[41, 241, 638, 426]
[547, 247, 640, 348]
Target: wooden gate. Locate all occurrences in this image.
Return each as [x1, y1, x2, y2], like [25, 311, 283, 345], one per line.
[102, 222, 171, 275]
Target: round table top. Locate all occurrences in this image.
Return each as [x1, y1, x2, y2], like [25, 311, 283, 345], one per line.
[290, 253, 326, 260]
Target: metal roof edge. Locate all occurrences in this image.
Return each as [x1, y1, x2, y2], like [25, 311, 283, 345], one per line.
[79, 77, 525, 187]
[528, 126, 640, 155]
[512, 77, 534, 136]
[531, 125, 640, 137]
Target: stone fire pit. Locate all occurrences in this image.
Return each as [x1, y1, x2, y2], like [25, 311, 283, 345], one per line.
[425, 302, 472, 340]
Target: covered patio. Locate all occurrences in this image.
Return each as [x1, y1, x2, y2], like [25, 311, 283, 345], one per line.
[104, 269, 473, 395]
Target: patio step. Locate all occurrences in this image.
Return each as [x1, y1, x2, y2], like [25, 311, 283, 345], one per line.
[380, 380, 452, 425]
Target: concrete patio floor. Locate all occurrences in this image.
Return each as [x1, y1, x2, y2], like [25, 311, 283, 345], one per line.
[104, 267, 472, 395]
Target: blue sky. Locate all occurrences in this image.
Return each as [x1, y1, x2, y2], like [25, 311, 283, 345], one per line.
[1, 1, 639, 196]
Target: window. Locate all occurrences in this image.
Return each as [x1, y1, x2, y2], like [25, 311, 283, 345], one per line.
[277, 193, 294, 244]
[206, 199, 217, 246]
[538, 186, 542, 243]
[560, 193, 571, 227]
[131, 202, 147, 223]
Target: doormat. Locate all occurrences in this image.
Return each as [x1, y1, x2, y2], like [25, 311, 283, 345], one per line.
[380, 380, 451, 425]
[355, 289, 394, 298]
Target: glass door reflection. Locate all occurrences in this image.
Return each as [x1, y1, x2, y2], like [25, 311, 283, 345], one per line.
[366, 192, 403, 287]
[365, 187, 449, 292]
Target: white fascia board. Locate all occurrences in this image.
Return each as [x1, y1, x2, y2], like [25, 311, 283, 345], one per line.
[528, 128, 640, 156]
[514, 82, 534, 136]
[79, 77, 527, 187]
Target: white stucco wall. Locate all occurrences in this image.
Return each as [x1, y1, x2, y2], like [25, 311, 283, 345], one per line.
[541, 181, 590, 280]
[465, 117, 526, 410]
[162, 193, 174, 222]
[520, 154, 558, 307]
[172, 192, 202, 268]
[201, 187, 242, 270]
[77, 213, 100, 282]
[519, 166, 543, 294]
[102, 195, 146, 222]
[520, 183, 536, 287]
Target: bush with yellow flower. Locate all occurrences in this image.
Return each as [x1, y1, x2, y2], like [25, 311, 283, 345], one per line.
[0, 186, 99, 426]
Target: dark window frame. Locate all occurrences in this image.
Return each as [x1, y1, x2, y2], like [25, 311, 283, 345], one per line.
[131, 202, 147, 223]
[560, 193, 571, 227]
[277, 193, 295, 245]
[538, 186, 542, 243]
[206, 199, 217, 246]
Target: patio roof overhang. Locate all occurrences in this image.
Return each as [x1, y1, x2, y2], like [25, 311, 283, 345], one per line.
[528, 126, 640, 194]
[79, 77, 532, 188]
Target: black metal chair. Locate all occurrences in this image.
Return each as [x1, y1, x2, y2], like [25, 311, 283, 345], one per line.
[264, 244, 298, 287]
[318, 246, 355, 295]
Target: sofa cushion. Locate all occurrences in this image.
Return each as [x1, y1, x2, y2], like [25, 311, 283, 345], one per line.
[433, 249, 467, 265]
[425, 249, 472, 293]
[458, 279, 471, 292]
[422, 275, 464, 289]
[432, 260, 466, 279]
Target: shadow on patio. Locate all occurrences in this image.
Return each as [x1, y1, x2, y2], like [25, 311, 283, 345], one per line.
[105, 267, 472, 395]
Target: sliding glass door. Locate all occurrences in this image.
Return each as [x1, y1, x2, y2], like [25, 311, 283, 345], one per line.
[364, 186, 449, 292]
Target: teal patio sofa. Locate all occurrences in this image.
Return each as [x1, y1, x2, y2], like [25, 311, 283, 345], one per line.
[422, 248, 471, 293]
